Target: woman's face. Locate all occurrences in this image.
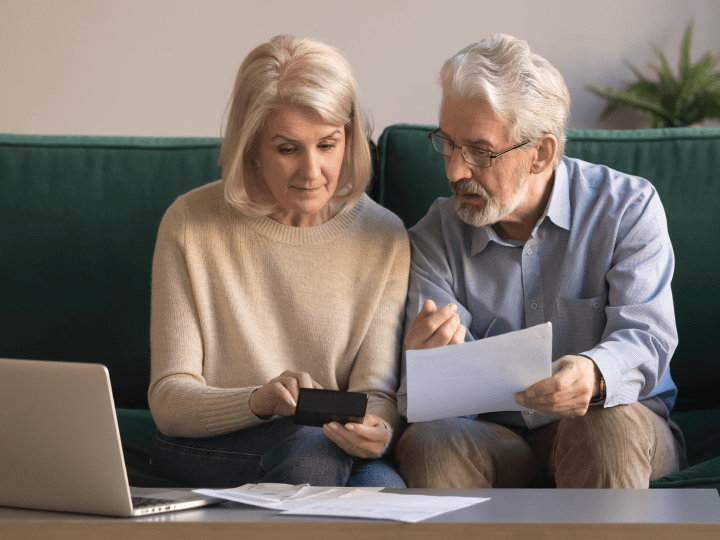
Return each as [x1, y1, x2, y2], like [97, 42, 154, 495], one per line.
[256, 105, 346, 227]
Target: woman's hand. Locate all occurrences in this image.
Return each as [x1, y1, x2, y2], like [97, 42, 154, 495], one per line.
[322, 413, 390, 458]
[249, 370, 322, 418]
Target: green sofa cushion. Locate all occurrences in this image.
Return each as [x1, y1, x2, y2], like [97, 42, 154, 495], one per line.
[0, 134, 223, 408]
[670, 408, 720, 467]
[117, 408, 182, 488]
[649, 456, 720, 490]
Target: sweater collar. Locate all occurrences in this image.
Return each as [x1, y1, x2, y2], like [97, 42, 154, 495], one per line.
[242, 194, 367, 245]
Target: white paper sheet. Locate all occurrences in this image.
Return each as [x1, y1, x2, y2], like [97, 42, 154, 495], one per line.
[283, 491, 488, 523]
[194, 483, 381, 510]
[406, 322, 552, 422]
[194, 483, 489, 523]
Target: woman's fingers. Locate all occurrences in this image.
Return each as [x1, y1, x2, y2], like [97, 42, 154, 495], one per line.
[322, 414, 390, 458]
[278, 370, 322, 390]
[250, 370, 326, 418]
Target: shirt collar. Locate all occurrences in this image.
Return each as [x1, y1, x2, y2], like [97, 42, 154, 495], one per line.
[469, 159, 572, 257]
[545, 158, 571, 232]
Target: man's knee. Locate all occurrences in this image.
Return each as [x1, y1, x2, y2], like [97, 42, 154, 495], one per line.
[395, 419, 478, 488]
[395, 417, 536, 488]
[553, 403, 658, 487]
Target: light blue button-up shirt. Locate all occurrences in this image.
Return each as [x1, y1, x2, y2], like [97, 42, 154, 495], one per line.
[397, 156, 678, 429]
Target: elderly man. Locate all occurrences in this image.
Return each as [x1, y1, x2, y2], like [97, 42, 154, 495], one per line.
[395, 34, 686, 489]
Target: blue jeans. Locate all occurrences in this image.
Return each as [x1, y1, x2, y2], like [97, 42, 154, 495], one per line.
[152, 416, 405, 488]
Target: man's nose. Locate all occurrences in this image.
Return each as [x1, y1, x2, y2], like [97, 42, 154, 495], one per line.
[445, 147, 472, 183]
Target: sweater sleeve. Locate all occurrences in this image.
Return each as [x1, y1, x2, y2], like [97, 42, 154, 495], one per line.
[346, 224, 411, 454]
[148, 201, 267, 438]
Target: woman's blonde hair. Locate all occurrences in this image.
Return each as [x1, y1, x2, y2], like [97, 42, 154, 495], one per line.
[219, 35, 373, 216]
[440, 34, 570, 169]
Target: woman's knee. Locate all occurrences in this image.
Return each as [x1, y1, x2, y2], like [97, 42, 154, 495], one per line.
[348, 458, 406, 488]
[261, 426, 353, 486]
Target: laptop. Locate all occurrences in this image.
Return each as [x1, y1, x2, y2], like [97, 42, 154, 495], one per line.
[0, 358, 223, 517]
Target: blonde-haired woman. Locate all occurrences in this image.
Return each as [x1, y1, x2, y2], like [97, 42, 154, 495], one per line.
[148, 35, 409, 488]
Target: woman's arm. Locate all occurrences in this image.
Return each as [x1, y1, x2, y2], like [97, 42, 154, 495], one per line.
[148, 201, 266, 438]
[330, 227, 411, 456]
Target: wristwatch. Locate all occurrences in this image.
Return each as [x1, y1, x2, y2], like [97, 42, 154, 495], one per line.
[590, 372, 606, 404]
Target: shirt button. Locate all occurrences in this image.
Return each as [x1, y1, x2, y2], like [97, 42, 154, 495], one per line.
[593, 302, 600, 309]
[527, 248, 533, 255]
[531, 302, 538, 310]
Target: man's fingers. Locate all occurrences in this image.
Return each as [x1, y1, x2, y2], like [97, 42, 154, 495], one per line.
[449, 321, 466, 345]
[406, 302, 460, 350]
[423, 313, 461, 349]
[425, 303, 458, 333]
[410, 299, 437, 329]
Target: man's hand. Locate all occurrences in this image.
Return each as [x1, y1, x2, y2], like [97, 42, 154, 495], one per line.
[249, 370, 323, 418]
[322, 413, 390, 458]
[514, 355, 601, 418]
[405, 299, 466, 350]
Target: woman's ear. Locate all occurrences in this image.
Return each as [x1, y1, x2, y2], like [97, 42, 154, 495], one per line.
[531, 134, 557, 174]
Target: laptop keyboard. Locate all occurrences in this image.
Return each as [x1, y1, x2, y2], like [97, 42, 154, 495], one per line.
[131, 496, 174, 509]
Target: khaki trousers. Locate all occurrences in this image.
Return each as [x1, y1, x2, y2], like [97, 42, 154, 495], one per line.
[395, 400, 686, 488]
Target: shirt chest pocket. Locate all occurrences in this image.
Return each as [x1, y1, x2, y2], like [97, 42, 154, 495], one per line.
[555, 294, 607, 357]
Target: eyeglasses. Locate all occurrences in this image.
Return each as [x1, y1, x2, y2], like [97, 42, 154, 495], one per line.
[428, 129, 530, 168]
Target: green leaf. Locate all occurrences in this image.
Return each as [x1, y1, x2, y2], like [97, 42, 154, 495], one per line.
[585, 18, 720, 127]
[679, 21, 693, 82]
[652, 46, 680, 93]
[585, 86, 676, 125]
[624, 60, 648, 82]
[625, 80, 662, 101]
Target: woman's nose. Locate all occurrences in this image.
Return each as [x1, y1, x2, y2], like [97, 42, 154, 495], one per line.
[300, 150, 322, 180]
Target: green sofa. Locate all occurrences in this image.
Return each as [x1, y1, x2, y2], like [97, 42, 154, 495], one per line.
[1, 126, 718, 491]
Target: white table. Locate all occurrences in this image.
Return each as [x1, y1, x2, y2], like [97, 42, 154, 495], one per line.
[1, 488, 719, 540]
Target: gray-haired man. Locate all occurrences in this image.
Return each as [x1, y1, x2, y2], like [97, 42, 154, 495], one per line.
[395, 34, 686, 488]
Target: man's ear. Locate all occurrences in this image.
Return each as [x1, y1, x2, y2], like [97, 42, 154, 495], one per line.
[530, 134, 557, 174]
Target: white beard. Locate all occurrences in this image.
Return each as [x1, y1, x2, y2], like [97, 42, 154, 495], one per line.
[452, 167, 528, 227]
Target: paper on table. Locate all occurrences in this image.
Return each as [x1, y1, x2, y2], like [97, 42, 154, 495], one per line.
[194, 483, 489, 523]
[194, 483, 382, 510]
[283, 491, 489, 523]
[406, 322, 552, 422]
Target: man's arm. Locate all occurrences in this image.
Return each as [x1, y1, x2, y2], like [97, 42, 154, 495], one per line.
[517, 184, 677, 417]
[397, 200, 470, 416]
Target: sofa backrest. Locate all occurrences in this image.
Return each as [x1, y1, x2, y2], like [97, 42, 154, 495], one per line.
[2, 128, 718, 412]
[0, 134, 222, 408]
[376, 124, 720, 411]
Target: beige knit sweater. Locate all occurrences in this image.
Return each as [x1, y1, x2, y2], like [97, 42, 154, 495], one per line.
[148, 181, 410, 450]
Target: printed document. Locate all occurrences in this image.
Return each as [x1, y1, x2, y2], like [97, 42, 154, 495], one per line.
[194, 483, 489, 523]
[406, 322, 552, 422]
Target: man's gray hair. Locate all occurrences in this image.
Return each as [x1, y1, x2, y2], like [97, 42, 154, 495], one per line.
[440, 34, 570, 168]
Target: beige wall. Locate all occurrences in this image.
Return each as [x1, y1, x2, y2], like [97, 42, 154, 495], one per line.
[2, 0, 719, 139]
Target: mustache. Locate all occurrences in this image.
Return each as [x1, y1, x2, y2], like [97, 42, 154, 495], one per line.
[451, 179, 490, 199]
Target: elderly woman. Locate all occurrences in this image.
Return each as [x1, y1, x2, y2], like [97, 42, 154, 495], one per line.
[148, 35, 409, 488]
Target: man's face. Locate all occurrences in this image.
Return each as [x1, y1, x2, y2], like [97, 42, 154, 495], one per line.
[439, 96, 530, 227]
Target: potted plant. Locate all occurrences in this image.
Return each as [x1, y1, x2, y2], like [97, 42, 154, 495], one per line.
[586, 21, 720, 128]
